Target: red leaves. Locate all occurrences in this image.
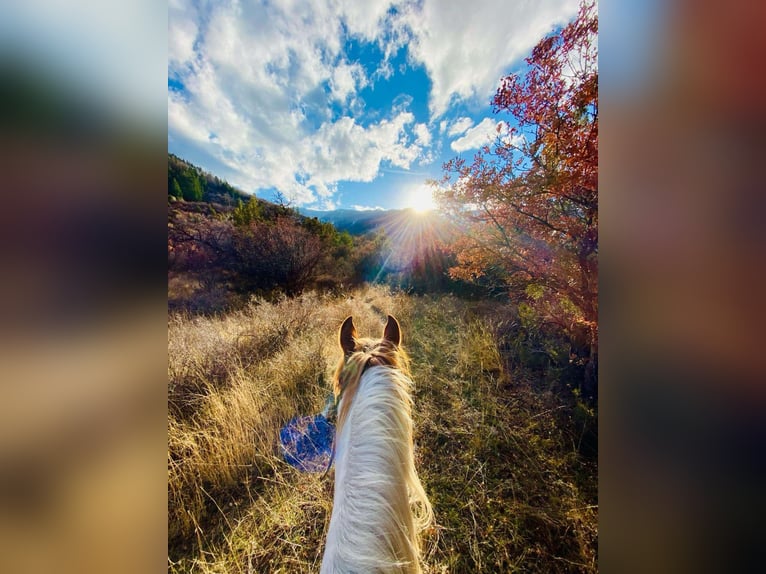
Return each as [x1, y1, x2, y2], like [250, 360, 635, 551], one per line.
[438, 1, 598, 345]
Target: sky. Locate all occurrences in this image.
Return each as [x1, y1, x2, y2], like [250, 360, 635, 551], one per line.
[168, 0, 581, 211]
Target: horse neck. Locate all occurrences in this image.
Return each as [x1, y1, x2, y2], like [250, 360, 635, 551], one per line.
[323, 366, 422, 574]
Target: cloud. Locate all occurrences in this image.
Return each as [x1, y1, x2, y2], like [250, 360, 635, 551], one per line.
[503, 132, 526, 149]
[336, 0, 408, 43]
[167, 0, 579, 205]
[372, 59, 394, 82]
[168, 6, 197, 68]
[330, 61, 368, 103]
[168, 0, 429, 206]
[352, 205, 386, 211]
[316, 198, 339, 210]
[414, 123, 431, 146]
[447, 116, 474, 137]
[398, 0, 580, 118]
[392, 93, 414, 113]
[303, 112, 421, 186]
[450, 118, 505, 152]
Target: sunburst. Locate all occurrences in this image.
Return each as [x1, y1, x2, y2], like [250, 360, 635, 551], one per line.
[406, 184, 437, 213]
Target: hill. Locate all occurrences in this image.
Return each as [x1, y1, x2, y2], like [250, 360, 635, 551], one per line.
[298, 207, 400, 235]
[299, 207, 447, 235]
[168, 154, 365, 309]
[168, 285, 597, 572]
[168, 153, 251, 206]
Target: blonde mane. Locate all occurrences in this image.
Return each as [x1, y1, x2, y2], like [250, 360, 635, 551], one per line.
[321, 316, 432, 574]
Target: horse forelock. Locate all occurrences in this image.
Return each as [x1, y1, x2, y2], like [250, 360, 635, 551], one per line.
[333, 337, 410, 431]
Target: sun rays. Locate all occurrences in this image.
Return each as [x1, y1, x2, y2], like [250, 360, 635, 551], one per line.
[405, 184, 437, 213]
[371, 206, 454, 284]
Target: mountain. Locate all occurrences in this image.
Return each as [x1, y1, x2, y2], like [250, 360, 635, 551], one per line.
[299, 207, 420, 235]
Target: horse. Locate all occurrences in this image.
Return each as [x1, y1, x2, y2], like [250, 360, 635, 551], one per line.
[320, 315, 433, 574]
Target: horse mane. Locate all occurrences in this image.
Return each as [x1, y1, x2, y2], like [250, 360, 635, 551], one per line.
[321, 318, 432, 574]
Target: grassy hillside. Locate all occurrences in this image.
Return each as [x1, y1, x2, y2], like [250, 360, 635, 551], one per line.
[168, 285, 597, 573]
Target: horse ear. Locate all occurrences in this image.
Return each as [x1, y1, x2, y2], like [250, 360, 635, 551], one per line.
[383, 315, 401, 347]
[339, 316, 356, 354]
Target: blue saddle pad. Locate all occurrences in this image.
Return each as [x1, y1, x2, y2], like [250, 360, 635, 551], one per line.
[279, 414, 335, 472]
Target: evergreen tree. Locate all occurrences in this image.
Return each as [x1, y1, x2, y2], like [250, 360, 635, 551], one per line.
[171, 178, 183, 199]
[180, 169, 204, 201]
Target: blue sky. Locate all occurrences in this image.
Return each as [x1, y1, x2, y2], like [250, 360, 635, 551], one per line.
[168, 0, 581, 210]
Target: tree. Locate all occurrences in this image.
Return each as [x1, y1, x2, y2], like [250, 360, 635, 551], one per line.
[179, 169, 204, 201]
[436, 1, 598, 384]
[171, 178, 182, 199]
[232, 197, 264, 226]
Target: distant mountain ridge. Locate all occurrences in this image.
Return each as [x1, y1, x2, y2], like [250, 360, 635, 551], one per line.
[298, 207, 420, 235]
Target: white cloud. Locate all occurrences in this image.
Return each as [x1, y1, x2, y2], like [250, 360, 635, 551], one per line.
[337, 0, 407, 43]
[316, 198, 339, 210]
[414, 123, 431, 146]
[398, 0, 580, 118]
[303, 112, 420, 185]
[352, 205, 386, 211]
[167, 0, 580, 205]
[447, 116, 474, 137]
[330, 61, 368, 103]
[372, 60, 394, 82]
[168, 0, 430, 206]
[168, 3, 197, 65]
[450, 118, 505, 152]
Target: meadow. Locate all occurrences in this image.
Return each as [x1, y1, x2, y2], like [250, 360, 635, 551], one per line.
[168, 285, 597, 573]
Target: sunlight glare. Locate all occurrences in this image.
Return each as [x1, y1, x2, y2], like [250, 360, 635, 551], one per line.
[408, 185, 437, 213]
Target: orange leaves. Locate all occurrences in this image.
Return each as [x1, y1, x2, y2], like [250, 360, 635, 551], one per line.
[437, 1, 598, 343]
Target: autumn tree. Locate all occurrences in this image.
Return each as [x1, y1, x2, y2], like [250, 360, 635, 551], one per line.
[437, 1, 598, 385]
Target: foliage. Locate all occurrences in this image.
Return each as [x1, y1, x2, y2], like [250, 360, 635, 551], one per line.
[232, 217, 325, 295]
[168, 158, 204, 201]
[171, 178, 183, 200]
[436, 1, 598, 356]
[167, 153, 492, 306]
[169, 205, 364, 309]
[232, 197, 264, 227]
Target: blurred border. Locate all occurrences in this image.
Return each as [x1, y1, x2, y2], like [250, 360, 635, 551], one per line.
[1, 1, 765, 572]
[0, 2, 168, 573]
[601, 0, 766, 572]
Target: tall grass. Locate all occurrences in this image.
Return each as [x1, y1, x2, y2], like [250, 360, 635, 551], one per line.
[168, 285, 596, 573]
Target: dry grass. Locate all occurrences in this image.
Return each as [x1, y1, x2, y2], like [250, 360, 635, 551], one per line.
[168, 285, 596, 573]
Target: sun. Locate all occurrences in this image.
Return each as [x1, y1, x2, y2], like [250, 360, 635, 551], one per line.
[407, 185, 437, 213]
